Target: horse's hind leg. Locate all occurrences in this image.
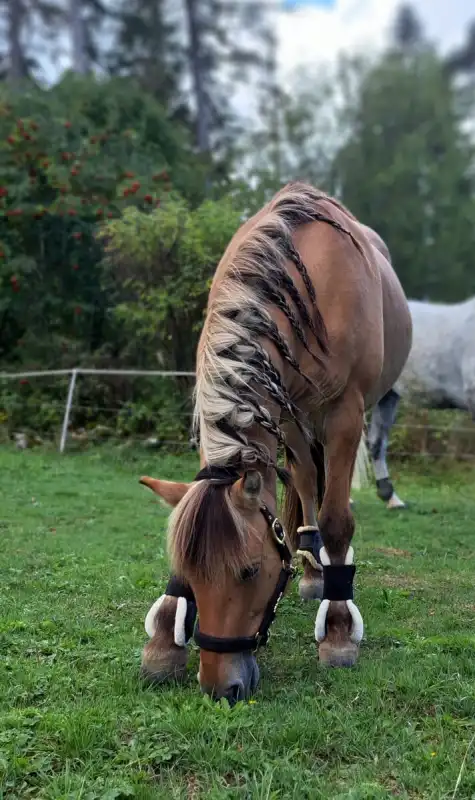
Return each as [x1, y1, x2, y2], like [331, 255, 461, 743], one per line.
[316, 393, 365, 668]
[368, 389, 405, 509]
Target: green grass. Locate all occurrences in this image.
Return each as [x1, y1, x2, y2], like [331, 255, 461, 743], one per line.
[2, 447, 475, 799]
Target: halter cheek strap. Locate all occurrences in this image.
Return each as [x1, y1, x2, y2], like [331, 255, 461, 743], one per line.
[314, 546, 364, 644]
[194, 503, 295, 654]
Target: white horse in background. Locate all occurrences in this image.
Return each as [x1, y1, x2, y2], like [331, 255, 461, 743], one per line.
[353, 295, 475, 507]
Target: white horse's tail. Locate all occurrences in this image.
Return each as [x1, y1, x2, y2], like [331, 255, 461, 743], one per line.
[351, 432, 372, 490]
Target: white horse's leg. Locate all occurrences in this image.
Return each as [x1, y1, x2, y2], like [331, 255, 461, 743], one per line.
[368, 390, 405, 509]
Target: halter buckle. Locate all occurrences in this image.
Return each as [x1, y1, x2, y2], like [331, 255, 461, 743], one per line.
[271, 517, 285, 544]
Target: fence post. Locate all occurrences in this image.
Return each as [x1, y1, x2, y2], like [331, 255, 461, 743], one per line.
[59, 369, 78, 454]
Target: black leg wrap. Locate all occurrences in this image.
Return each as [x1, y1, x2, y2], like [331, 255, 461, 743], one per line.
[297, 529, 324, 566]
[184, 602, 197, 643]
[165, 575, 196, 603]
[323, 564, 356, 601]
[376, 477, 394, 503]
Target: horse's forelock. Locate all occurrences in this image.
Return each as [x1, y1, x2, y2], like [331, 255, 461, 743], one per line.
[168, 480, 251, 585]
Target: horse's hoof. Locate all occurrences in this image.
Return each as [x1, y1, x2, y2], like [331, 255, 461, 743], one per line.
[387, 492, 406, 510]
[140, 650, 188, 685]
[298, 574, 323, 601]
[141, 637, 188, 684]
[318, 641, 359, 668]
[141, 595, 190, 685]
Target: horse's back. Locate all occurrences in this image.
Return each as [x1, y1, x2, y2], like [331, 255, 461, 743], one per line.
[396, 297, 475, 410]
[294, 209, 411, 409]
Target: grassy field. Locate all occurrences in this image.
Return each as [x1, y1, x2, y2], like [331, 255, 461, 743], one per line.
[2, 447, 475, 799]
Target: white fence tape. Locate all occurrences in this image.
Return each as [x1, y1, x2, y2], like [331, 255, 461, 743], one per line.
[0, 367, 195, 452]
[1, 368, 475, 456]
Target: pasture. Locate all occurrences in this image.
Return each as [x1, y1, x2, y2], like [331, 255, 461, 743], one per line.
[2, 447, 475, 799]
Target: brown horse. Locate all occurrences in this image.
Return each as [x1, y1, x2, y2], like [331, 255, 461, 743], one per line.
[140, 183, 412, 702]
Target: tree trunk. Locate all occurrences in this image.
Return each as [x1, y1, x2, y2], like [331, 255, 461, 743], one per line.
[69, 0, 88, 74]
[183, 0, 210, 154]
[7, 0, 26, 82]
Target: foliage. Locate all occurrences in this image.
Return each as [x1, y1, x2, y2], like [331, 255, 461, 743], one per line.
[99, 195, 242, 371]
[108, 0, 186, 113]
[2, 448, 475, 798]
[0, 73, 206, 363]
[0, 75, 221, 437]
[243, 58, 358, 202]
[333, 48, 475, 301]
[3, 4, 475, 440]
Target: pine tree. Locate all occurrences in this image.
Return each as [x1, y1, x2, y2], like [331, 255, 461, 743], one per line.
[67, 0, 108, 74]
[392, 3, 425, 51]
[108, 0, 183, 110]
[182, 0, 273, 154]
[334, 48, 475, 301]
[1, 0, 29, 81]
[0, 0, 64, 83]
[445, 21, 475, 76]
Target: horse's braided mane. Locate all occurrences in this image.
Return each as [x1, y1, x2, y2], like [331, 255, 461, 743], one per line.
[193, 181, 364, 470]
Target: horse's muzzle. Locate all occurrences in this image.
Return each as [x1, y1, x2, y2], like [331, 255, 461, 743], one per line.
[199, 652, 260, 706]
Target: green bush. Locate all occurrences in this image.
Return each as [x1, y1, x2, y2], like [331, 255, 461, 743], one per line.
[0, 75, 241, 439]
[99, 196, 242, 371]
[0, 74, 200, 371]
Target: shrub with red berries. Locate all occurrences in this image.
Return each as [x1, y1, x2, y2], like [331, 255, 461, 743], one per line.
[0, 74, 219, 438]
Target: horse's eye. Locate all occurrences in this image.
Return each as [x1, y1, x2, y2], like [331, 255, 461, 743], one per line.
[240, 564, 260, 582]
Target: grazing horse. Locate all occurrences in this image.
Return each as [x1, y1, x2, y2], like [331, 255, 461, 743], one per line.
[357, 295, 475, 509]
[140, 183, 412, 702]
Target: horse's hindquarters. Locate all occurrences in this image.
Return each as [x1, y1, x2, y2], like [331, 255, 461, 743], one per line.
[371, 250, 412, 405]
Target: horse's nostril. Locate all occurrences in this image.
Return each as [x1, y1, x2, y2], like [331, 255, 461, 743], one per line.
[224, 681, 245, 706]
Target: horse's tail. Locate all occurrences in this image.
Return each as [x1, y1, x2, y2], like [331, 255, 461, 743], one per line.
[282, 441, 325, 547]
[351, 432, 372, 490]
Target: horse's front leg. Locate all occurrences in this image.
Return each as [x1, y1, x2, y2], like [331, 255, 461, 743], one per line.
[316, 395, 365, 668]
[368, 389, 405, 509]
[141, 575, 196, 683]
[287, 440, 325, 601]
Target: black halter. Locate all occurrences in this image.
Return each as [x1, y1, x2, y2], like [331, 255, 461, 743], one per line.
[192, 465, 295, 654]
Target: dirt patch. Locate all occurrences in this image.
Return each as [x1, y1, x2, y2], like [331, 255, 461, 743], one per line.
[366, 574, 432, 590]
[375, 547, 412, 558]
[186, 776, 200, 800]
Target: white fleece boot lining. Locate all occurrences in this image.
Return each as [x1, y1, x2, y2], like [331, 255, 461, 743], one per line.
[145, 595, 165, 638]
[144, 595, 189, 647]
[296, 525, 322, 571]
[314, 545, 364, 644]
[173, 596, 188, 648]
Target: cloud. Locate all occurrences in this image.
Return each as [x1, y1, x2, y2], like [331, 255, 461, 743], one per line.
[275, 0, 472, 78]
[276, 0, 400, 76]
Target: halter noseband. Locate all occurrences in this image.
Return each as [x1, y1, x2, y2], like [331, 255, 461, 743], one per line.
[192, 466, 295, 654]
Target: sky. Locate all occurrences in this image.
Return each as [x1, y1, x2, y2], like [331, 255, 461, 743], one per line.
[275, 0, 471, 76]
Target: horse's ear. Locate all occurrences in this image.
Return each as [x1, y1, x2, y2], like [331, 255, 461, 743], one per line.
[232, 470, 263, 508]
[139, 477, 190, 506]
